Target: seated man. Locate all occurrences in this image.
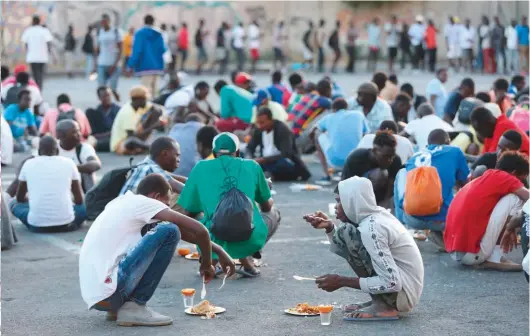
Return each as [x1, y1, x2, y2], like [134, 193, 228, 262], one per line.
[247, 107, 310, 181]
[401, 103, 453, 150]
[348, 82, 393, 133]
[358, 120, 414, 165]
[1, 112, 13, 165]
[213, 74, 254, 133]
[443, 77, 475, 125]
[489, 78, 514, 114]
[304, 176, 423, 320]
[178, 132, 280, 277]
[196, 125, 218, 160]
[471, 130, 523, 174]
[80, 173, 235, 327]
[164, 85, 195, 124]
[470, 105, 529, 155]
[152, 76, 182, 106]
[3, 89, 37, 152]
[2, 71, 43, 117]
[313, 98, 368, 185]
[251, 89, 288, 124]
[56, 120, 102, 193]
[1, 64, 38, 89]
[342, 131, 402, 207]
[266, 70, 291, 107]
[400, 83, 427, 122]
[508, 75, 526, 96]
[395, 129, 469, 250]
[188, 81, 218, 125]
[391, 93, 412, 125]
[379, 73, 399, 103]
[85, 86, 121, 152]
[10, 136, 87, 232]
[445, 151, 529, 271]
[40, 93, 92, 139]
[169, 114, 204, 177]
[110, 86, 163, 155]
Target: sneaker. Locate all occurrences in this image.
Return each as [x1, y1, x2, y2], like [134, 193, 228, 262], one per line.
[315, 176, 332, 186]
[117, 301, 173, 327]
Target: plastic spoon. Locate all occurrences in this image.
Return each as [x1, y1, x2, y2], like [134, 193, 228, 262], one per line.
[218, 267, 229, 290]
[201, 277, 206, 299]
[293, 275, 316, 281]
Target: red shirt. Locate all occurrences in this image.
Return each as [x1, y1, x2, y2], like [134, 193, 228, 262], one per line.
[482, 114, 530, 155]
[178, 28, 188, 50]
[444, 170, 523, 253]
[425, 26, 437, 49]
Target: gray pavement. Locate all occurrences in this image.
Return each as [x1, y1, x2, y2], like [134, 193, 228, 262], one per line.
[2, 72, 529, 336]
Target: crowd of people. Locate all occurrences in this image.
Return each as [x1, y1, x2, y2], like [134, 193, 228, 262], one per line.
[1, 12, 530, 328]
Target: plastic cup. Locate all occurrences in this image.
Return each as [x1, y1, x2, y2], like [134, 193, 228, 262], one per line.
[318, 305, 333, 326]
[181, 288, 196, 308]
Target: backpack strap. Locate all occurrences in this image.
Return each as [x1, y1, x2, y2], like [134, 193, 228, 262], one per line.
[75, 144, 83, 164]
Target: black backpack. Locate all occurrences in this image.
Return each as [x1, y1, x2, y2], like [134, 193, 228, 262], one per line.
[3, 85, 24, 106]
[85, 158, 138, 220]
[458, 97, 484, 124]
[209, 160, 254, 242]
[56, 109, 77, 123]
[328, 30, 338, 48]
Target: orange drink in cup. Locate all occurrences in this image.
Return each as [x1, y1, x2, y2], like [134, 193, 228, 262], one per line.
[177, 248, 191, 256]
[181, 288, 196, 308]
[318, 305, 333, 325]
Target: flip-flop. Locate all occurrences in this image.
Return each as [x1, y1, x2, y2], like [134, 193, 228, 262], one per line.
[343, 309, 399, 321]
[215, 264, 224, 276]
[343, 302, 372, 312]
[236, 266, 261, 278]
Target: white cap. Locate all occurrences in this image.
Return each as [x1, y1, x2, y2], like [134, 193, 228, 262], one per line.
[415, 15, 424, 22]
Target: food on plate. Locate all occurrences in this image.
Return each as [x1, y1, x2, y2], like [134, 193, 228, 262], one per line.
[305, 185, 320, 191]
[318, 305, 333, 313]
[190, 252, 200, 258]
[191, 300, 217, 318]
[289, 303, 320, 314]
[181, 288, 196, 296]
[177, 248, 191, 256]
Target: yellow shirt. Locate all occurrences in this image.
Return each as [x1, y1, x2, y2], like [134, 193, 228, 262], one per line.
[110, 102, 151, 152]
[450, 127, 484, 153]
[206, 153, 215, 160]
[123, 33, 133, 57]
[251, 101, 288, 124]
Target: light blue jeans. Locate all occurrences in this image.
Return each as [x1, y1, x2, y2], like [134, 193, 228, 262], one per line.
[10, 200, 87, 232]
[97, 65, 120, 90]
[85, 54, 94, 78]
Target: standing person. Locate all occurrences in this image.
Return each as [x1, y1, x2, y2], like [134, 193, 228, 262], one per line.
[177, 23, 189, 72]
[315, 19, 327, 73]
[329, 20, 341, 73]
[505, 20, 520, 75]
[93, 14, 123, 102]
[479, 16, 494, 74]
[491, 16, 506, 75]
[64, 25, 76, 79]
[247, 20, 261, 74]
[460, 19, 476, 73]
[426, 68, 448, 118]
[127, 15, 166, 97]
[195, 19, 209, 75]
[167, 25, 178, 74]
[122, 27, 135, 72]
[232, 22, 246, 71]
[446, 17, 462, 72]
[82, 26, 95, 78]
[424, 19, 438, 73]
[272, 21, 287, 71]
[367, 17, 381, 72]
[385, 15, 399, 73]
[399, 23, 413, 70]
[213, 22, 229, 74]
[516, 16, 529, 74]
[408, 15, 426, 70]
[21, 15, 53, 90]
[345, 19, 359, 73]
[302, 21, 314, 70]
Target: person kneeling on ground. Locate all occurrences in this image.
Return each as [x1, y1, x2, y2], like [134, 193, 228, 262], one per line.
[470, 129, 523, 175]
[358, 120, 414, 166]
[213, 74, 254, 133]
[110, 86, 164, 155]
[169, 114, 204, 177]
[444, 151, 529, 271]
[196, 125, 219, 160]
[250, 89, 288, 124]
[178, 132, 280, 277]
[303, 176, 423, 320]
[10, 136, 87, 232]
[247, 107, 310, 181]
[80, 173, 236, 327]
[85, 86, 121, 152]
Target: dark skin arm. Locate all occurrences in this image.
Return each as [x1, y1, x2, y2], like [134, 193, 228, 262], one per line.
[77, 156, 102, 174]
[71, 180, 84, 205]
[15, 181, 29, 203]
[443, 114, 454, 125]
[259, 198, 273, 213]
[168, 178, 185, 194]
[169, 173, 187, 184]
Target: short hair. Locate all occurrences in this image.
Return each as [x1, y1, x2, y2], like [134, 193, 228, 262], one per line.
[394, 93, 411, 103]
[288, 73, 303, 89]
[460, 77, 475, 90]
[101, 13, 110, 21]
[136, 173, 171, 196]
[196, 126, 218, 148]
[56, 119, 78, 138]
[194, 81, 209, 91]
[417, 102, 435, 117]
[428, 129, 449, 145]
[495, 151, 529, 175]
[502, 129, 523, 148]
[470, 106, 494, 124]
[214, 80, 227, 93]
[316, 79, 331, 95]
[97, 86, 109, 97]
[272, 70, 282, 83]
[257, 106, 273, 119]
[373, 130, 397, 148]
[15, 72, 29, 85]
[332, 98, 348, 111]
[57, 94, 71, 106]
[305, 81, 317, 92]
[493, 78, 509, 91]
[32, 15, 40, 25]
[436, 68, 448, 75]
[185, 113, 203, 123]
[379, 120, 398, 134]
[18, 89, 31, 100]
[476, 91, 491, 103]
[160, 23, 167, 30]
[400, 83, 414, 97]
[511, 75, 525, 86]
[144, 14, 155, 25]
[388, 74, 398, 85]
[372, 72, 388, 91]
[149, 136, 177, 159]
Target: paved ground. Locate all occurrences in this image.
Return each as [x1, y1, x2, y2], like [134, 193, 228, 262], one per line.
[2, 72, 529, 336]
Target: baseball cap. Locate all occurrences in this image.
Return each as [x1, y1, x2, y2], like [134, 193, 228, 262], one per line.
[212, 132, 240, 154]
[253, 89, 270, 106]
[234, 72, 252, 85]
[13, 64, 28, 75]
[415, 15, 424, 22]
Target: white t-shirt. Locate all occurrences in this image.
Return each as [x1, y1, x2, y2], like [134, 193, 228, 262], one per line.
[357, 133, 414, 164]
[262, 130, 281, 157]
[79, 192, 168, 309]
[21, 25, 53, 63]
[164, 85, 194, 110]
[404, 114, 454, 149]
[447, 24, 461, 45]
[232, 26, 245, 49]
[272, 26, 284, 48]
[408, 23, 426, 46]
[460, 26, 476, 49]
[479, 25, 491, 49]
[505, 26, 518, 50]
[18, 156, 80, 227]
[1, 114, 13, 165]
[385, 23, 399, 47]
[248, 24, 260, 49]
[59, 143, 97, 180]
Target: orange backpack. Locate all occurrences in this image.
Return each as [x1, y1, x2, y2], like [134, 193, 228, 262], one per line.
[403, 166, 443, 216]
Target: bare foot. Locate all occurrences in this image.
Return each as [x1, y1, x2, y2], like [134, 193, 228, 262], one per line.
[475, 260, 522, 272]
[343, 300, 372, 312]
[343, 302, 399, 320]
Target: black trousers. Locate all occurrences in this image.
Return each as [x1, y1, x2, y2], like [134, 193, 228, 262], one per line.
[346, 46, 356, 72]
[413, 45, 425, 69]
[427, 48, 437, 72]
[317, 47, 325, 73]
[400, 46, 413, 69]
[30, 63, 45, 90]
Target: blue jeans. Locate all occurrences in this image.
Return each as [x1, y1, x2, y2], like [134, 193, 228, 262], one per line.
[94, 223, 180, 311]
[85, 54, 94, 78]
[402, 212, 445, 232]
[97, 65, 120, 90]
[261, 158, 298, 181]
[10, 201, 87, 232]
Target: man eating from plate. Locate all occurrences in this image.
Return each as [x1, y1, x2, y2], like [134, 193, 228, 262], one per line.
[303, 176, 424, 321]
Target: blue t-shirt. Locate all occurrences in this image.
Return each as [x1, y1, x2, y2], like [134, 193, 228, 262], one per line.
[443, 91, 463, 120]
[516, 25, 529, 46]
[3, 104, 36, 139]
[266, 84, 286, 105]
[318, 109, 368, 167]
[403, 145, 469, 221]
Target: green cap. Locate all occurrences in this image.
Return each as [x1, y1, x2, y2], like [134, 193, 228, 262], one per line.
[212, 132, 240, 154]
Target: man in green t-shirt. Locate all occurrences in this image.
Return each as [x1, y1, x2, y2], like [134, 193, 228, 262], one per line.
[178, 132, 280, 277]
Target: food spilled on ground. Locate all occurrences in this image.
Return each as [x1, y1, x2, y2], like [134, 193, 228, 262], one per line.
[288, 303, 320, 315]
[191, 300, 217, 319]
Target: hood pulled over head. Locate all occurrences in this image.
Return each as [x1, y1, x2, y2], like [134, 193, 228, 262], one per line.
[338, 176, 383, 224]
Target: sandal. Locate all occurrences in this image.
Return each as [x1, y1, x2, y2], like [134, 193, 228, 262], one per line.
[236, 266, 261, 278]
[343, 308, 399, 321]
[343, 302, 372, 312]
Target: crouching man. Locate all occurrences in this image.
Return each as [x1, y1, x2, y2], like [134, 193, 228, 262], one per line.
[79, 173, 235, 327]
[303, 176, 424, 321]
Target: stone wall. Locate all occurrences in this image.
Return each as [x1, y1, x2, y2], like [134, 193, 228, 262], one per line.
[1, 1, 527, 70]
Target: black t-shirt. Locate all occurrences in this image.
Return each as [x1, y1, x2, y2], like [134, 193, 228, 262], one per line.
[216, 28, 225, 48]
[195, 28, 203, 48]
[471, 152, 497, 170]
[328, 30, 339, 49]
[303, 29, 313, 51]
